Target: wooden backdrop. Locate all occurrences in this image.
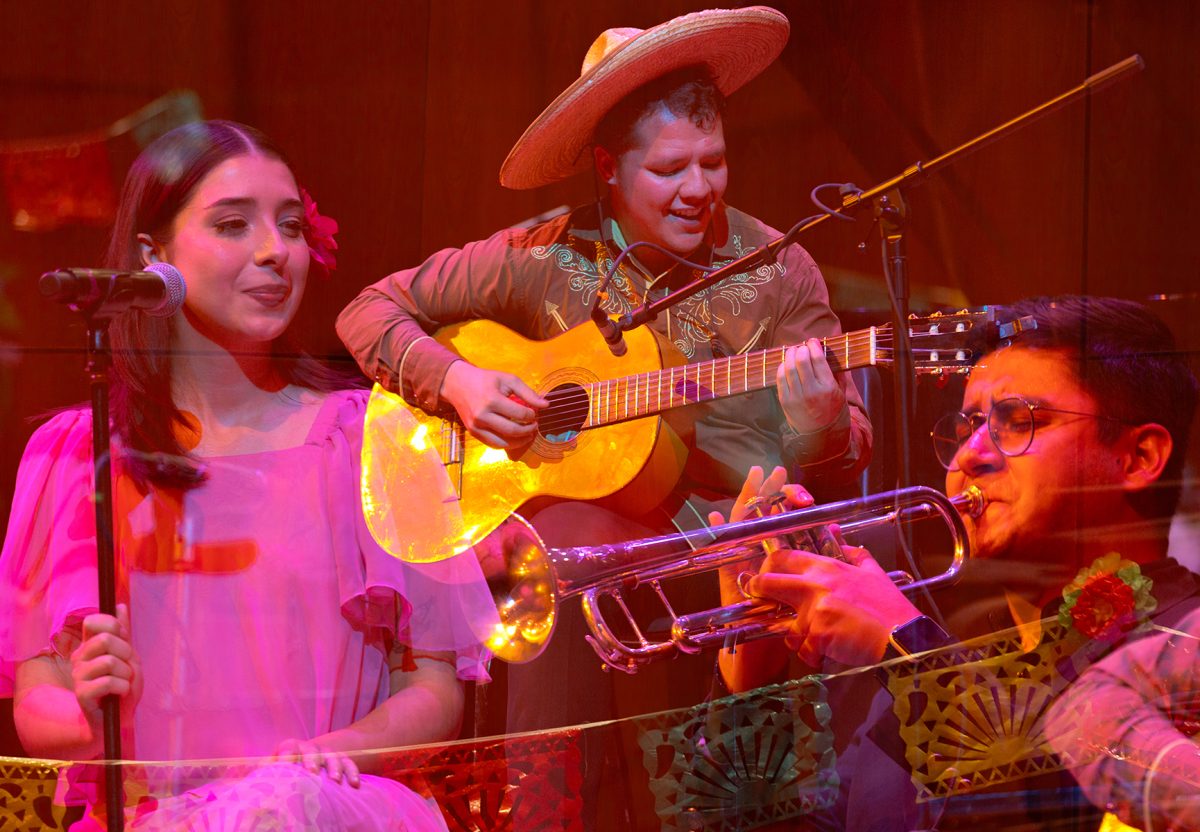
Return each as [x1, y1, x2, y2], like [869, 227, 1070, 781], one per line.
[0, 0, 1196, 572]
[1, 0, 1198, 761]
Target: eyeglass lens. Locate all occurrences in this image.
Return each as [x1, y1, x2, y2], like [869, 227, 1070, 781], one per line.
[931, 398, 1036, 469]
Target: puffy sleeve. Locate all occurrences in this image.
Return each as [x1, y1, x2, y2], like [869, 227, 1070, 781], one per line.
[319, 390, 496, 683]
[0, 409, 98, 696]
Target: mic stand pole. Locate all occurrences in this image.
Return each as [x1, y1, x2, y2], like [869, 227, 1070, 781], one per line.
[42, 268, 185, 832]
[85, 317, 125, 832]
[875, 191, 915, 491]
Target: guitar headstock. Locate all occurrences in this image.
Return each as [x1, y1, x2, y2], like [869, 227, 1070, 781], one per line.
[876, 307, 1037, 375]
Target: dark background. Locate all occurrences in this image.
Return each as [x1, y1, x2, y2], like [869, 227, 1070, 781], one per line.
[2, 0, 1198, 753]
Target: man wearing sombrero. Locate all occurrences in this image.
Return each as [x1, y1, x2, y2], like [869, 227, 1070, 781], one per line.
[338, 5, 871, 739]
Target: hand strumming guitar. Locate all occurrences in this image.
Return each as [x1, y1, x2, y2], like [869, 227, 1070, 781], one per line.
[439, 360, 549, 449]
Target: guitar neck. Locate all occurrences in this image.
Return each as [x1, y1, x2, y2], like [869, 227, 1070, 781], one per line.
[584, 326, 885, 428]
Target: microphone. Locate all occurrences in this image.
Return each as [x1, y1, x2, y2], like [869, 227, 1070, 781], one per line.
[591, 305, 627, 357]
[39, 264, 186, 317]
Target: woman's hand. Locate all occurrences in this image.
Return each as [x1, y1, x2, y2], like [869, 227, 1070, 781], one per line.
[439, 361, 548, 448]
[70, 603, 142, 727]
[273, 737, 361, 787]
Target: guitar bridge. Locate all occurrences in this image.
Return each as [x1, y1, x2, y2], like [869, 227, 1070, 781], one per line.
[441, 420, 465, 496]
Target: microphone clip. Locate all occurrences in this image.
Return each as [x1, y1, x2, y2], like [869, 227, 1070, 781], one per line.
[591, 301, 628, 358]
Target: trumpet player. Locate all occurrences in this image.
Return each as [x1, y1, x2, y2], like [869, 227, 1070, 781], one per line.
[719, 295, 1200, 831]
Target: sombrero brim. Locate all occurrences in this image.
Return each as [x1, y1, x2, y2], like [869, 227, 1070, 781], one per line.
[499, 6, 790, 190]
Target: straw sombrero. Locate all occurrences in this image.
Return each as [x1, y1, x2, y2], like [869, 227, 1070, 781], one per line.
[499, 6, 790, 190]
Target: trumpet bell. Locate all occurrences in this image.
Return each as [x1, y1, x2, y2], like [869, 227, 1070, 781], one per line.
[476, 515, 559, 663]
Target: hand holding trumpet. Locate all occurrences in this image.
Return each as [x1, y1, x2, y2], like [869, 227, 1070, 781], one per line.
[715, 466, 925, 691]
[744, 539, 923, 670]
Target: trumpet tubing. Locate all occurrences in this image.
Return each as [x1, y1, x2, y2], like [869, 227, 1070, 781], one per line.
[484, 486, 984, 673]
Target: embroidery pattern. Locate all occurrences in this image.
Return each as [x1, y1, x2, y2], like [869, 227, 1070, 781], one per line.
[531, 243, 637, 315]
[539, 234, 783, 359]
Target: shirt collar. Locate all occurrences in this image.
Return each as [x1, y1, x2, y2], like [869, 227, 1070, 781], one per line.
[597, 199, 727, 288]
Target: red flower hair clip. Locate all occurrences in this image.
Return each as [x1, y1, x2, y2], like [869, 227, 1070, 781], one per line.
[301, 187, 339, 275]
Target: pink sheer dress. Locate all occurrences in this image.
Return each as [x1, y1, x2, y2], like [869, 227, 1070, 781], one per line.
[0, 389, 496, 830]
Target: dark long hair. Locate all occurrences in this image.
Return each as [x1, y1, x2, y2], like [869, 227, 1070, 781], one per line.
[106, 120, 347, 490]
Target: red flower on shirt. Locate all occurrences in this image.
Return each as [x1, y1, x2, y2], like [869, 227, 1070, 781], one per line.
[1068, 574, 1136, 639]
[1058, 553, 1155, 641]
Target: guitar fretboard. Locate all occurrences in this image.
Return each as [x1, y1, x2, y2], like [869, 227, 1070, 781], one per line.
[576, 325, 887, 429]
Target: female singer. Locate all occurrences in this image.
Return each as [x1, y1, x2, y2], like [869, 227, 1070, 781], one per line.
[0, 120, 493, 830]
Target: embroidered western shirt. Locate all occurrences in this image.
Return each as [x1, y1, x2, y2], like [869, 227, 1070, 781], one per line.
[336, 201, 872, 503]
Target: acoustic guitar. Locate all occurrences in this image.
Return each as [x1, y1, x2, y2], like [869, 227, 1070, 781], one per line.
[362, 310, 1020, 561]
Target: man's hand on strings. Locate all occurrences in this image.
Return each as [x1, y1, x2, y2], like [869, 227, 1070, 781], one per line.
[440, 361, 548, 448]
[777, 339, 847, 435]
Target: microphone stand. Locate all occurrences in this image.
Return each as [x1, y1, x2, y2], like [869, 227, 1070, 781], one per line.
[43, 287, 130, 832]
[608, 54, 1143, 490]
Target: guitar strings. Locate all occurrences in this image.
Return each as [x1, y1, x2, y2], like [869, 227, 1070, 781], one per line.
[448, 326, 969, 437]
[531, 331, 885, 432]
[532, 329, 923, 432]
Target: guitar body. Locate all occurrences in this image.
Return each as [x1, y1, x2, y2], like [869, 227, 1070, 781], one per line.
[371, 320, 688, 548]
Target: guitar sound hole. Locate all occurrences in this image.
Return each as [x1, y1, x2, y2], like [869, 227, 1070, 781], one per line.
[538, 383, 588, 442]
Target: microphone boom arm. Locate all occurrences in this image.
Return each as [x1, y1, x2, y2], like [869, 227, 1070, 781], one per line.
[613, 54, 1144, 336]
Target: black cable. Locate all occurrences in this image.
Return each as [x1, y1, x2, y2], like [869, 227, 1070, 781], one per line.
[810, 182, 862, 221]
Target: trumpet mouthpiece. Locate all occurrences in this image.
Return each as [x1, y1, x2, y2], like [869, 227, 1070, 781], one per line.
[954, 486, 987, 519]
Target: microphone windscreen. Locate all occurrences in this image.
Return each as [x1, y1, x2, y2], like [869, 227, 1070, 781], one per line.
[145, 263, 187, 317]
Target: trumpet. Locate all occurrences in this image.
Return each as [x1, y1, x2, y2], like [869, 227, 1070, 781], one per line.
[479, 485, 985, 674]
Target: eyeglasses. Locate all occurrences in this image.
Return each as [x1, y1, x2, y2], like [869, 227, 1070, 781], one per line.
[930, 396, 1128, 471]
